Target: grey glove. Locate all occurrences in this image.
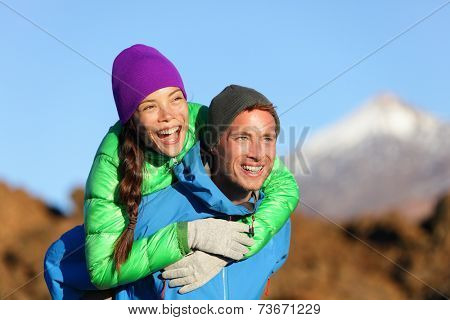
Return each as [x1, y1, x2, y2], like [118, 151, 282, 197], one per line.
[162, 250, 228, 294]
[187, 218, 254, 260]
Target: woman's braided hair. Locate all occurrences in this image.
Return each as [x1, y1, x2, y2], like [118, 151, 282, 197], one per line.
[113, 117, 145, 271]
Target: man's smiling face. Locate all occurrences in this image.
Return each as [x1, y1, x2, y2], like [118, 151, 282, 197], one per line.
[212, 107, 277, 196]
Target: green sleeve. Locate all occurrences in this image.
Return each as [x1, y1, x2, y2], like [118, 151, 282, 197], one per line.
[84, 103, 204, 289]
[241, 156, 300, 258]
[194, 103, 208, 138]
[84, 154, 189, 289]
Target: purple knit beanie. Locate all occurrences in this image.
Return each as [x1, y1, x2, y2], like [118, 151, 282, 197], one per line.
[112, 44, 187, 124]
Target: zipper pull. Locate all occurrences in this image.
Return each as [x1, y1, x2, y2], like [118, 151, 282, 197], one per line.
[249, 214, 255, 237]
[264, 278, 271, 297]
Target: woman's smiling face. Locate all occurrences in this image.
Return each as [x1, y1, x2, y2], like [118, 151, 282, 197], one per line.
[134, 87, 188, 157]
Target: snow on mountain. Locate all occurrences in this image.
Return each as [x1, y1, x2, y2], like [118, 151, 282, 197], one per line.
[292, 93, 450, 221]
[305, 93, 443, 158]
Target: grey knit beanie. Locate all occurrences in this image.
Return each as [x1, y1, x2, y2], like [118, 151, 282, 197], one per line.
[204, 85, 280, 148]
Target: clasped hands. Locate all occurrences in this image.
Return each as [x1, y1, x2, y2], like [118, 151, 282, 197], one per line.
[161, 218, 254, 294]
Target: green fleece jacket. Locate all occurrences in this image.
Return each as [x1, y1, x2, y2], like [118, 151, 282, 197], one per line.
[84, 102, 300, 289]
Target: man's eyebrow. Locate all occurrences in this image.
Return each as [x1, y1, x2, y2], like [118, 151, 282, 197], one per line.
[229, 130, 252, 136]
[262, 128, 277, 135]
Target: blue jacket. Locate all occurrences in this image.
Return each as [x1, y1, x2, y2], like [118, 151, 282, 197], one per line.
[44, 142, 291, 299]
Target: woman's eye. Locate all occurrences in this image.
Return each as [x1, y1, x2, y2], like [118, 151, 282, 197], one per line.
[143, 105, 156, 111]
[173, 96, 183, 103]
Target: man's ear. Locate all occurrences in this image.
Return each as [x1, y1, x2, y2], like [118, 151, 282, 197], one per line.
[209, 145, 218, 156]
[207, 145, 219, 175]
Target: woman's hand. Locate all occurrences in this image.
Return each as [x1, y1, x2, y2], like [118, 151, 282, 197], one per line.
[187, 218, 254, 260]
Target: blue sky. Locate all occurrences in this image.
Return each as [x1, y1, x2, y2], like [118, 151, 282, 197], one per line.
[1, 0, 449, 211]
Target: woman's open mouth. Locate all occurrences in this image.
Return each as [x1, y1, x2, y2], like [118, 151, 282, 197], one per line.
[156, 126, 182, 145]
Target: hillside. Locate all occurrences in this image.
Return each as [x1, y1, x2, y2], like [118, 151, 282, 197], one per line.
[1, 182, 448, 299]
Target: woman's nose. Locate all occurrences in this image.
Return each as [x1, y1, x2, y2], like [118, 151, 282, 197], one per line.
[158, 104, 174, 122]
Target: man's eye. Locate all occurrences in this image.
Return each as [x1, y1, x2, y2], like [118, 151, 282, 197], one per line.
[236, 136, 248, 141]
[264, 137, 274, 142]
[173, 96, 183, 102]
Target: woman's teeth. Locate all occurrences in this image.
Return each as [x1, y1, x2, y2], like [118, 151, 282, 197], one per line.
[242, 165, 263, 173]
[156, 126, 181, 145]
[158, 127, 179, 135]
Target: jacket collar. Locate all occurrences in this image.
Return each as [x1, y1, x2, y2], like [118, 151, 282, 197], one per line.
[172, 142, 264, 216]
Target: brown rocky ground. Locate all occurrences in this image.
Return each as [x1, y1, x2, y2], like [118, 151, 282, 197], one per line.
[266, 195, 450, 299]
[0, 181, 448, 299]
[0, 182, 83, 299]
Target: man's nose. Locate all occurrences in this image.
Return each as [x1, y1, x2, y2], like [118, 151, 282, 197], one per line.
[247, 140, 263, 161]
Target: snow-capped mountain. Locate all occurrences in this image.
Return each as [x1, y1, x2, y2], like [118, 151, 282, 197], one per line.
[291, 93, 450, 220]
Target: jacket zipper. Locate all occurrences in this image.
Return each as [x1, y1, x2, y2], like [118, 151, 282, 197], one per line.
[222, 268, 228, 300]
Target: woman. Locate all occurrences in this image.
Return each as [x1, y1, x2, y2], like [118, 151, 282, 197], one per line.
[44, 44, 299, 298]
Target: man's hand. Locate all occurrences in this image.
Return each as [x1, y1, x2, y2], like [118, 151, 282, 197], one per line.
[161, 250, 229, 294]
[187, 218, 254, 260]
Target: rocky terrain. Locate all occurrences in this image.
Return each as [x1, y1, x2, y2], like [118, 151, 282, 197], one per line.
[1, 181, 448, 300]
[0, 182, 84, 299]
[267, 196, 450, 299]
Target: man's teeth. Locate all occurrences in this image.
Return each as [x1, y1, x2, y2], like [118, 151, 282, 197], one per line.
[242, 165, 263, 172]
[158, 127, 179, 135]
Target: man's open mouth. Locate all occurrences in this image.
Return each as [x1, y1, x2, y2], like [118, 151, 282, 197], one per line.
[241, 164, 264, 176]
